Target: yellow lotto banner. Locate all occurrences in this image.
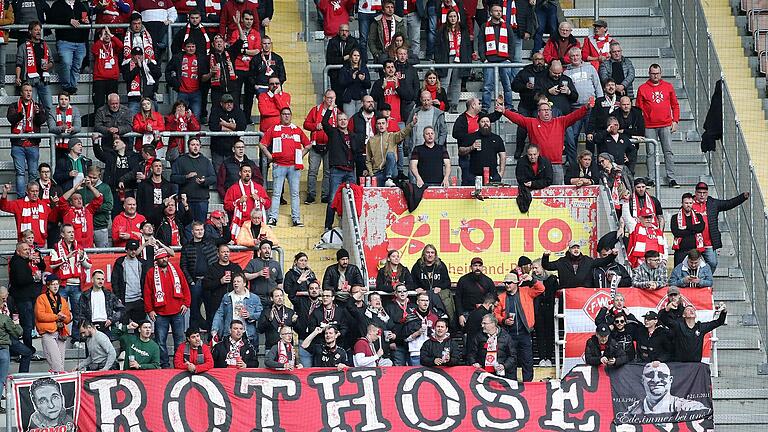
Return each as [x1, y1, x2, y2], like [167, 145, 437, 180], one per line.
[359, 186, 599, 283]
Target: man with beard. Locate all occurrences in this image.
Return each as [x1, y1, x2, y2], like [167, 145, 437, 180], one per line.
[692, 182, 749, 272]
[660, 304, 726, 362]
[670, 194, 706, 266]
[112, 240, 150, 324]
[400, 293, 442, 366]
[322, 249, 365, 292]
[349, 95, 376, 178]
[458, 113, 506, 182]
[212, 319, 259, 368]
[174, 327, 214, 374]
[294, 280, 323, 367]
[207, 35, 239, 108]
[452, 98, 503, 186]
[244, 239, 283, 305]
[621, 177, 664, 232]
[326, 24, 359, 95]
[610, 312, 638, 361]
[466, 314, 515, 377]
[309, 287, 352, 348]
[478, 4, 515, 112]
[627, 361, 709, 414]
[144, 249, 191, 369]
[257, 288, 297, 350]
[385, 284, 416, 366]
[302, 324, 349, 370]
[542, 242, 617, 288]
[420, 318, 460, 366]
[353, 324, 394, 367]
[634, 311, 673, 362]
[587, 78, 621, 142]
[510, 52, 548, 159]
[170, 137, 217, 223]
[464, 294, 497, 346]
[321, 105, 360, 231]
[217, 140, 262, 199]
[584, 323, 626, 369]
[224, 164, 270, 239]
[456, 257, 496, 329]
[202, 244, 244, 330]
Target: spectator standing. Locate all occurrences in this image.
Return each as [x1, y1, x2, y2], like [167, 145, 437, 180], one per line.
[598, 41, 635, 97]
[33, 164, 63, 248]
[57, 179, 104, 249]
[668, 250, 713, 288]
[167, 39, 209, 118]
[349, 95, 377, 177]
[670, 193, 706, 266]
[14, 22, 53, 113]
[302, 324, 349, 369]
[155, 196, 193, 247]
[0, 286, 35, 375]
[202, 244, 244, 331]
[375, 250, 414, 293]
[0, 296, 24, 395]
[419, 318, 460, 367]
[326, 24, 359, 96]
[7, 84, 46, 198]
[80, 167, 113, 248]
[586, 78, 621, 142]
[250, 35, 286, 113]
[47, 92, 82, 162]
[207, 34, 238, 108]
[408, 89, 447, 151]
[392, 47, 421, 123]
[121, 46, 162, 115]
[164, 100, 201, 161]
[230, 10, 261, 118]
[93, 0, 133, 40]
[244, 239, 283, 304]
[455, 257, 496, 328]
[365, 114, 415, 186]
[354, 0, 377, 64]
[321, 108, 359, 231]
[322, 249, 365, 292]
[409, 127, 451, 187]
[174, 327, 214, 373]
[458, 113, 506, 182]
[627, 207, 670, 268]
[34, 276, 72, 372]
[133, 0, 177, 57]
[692, 182, 749, 272]
[223, 164, 270, 238]
[94, 94, 134, 149]
[337, 48, 370, 118]
[636, 64, 681, 188]
[136, 159, 176, 224]
[92, 28, 124, 112]
[304, 90, 338, 205]
[9, 242, 45, 354]
[537, 59, 578, 116]
[49, 224, 92, 342]
[532, 0, 558, 53]
[217, 140, 262, 198]
[211, 319, 259, 368]
[0, 183, 52, 244]
[635, 311, 673, 362]
[112, 240, 150, 324]
[543, 21, 580, 65]
[122, 13, 155, 64]
[370, 61, 403, 124]
[632, 250, 668, 290]
[77, 320, 117, 371]
[581, 19, 613, 71]
[170, 137, 216, 222]
[179, 222, 218, 329]
[116, 320, 161, 370]
[617, 93, 647, 140]
[451, 98, 499, 185]
[353, 324, 394, 367]
[541, 243, 617, 288]
[211, 273, 262, 341]
[564, 48, 603, 167]
[466, 314, 515, 377]
[144, 250, 191, 368]
[218, 0, 256, 40]
[411, 245, 452, 321]
[171, 9, 210, 54]
[659, 304, 726, 362]
[257, 77, 292, 135]
[510, 52, 548, 159]
[111, 197, 146, 248]
[262, 108, 311, 227]
[209, 93, 247, 168]
[368, 0, 405, 63]
[478, 4, 514, 111]
[0, 5, 13, 92]
[621, 177, 664, 232]
[435, 10, 472, 113]
[131, 98, 165, 154]
[257, 288, 296, 349]
[318, 0, 354, 38]
[592, 241, 632, 288]
[591, 117, 637, 174]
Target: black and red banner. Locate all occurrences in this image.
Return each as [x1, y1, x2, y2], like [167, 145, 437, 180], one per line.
[24, 364, 712, 431]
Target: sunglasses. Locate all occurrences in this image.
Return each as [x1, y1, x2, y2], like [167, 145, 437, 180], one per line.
[396, 290, 408, 294]
[504, 281, 517, 285]
[614, 319, 626, 324]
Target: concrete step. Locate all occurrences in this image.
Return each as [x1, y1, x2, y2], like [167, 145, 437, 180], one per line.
[565, 7, 663, 18]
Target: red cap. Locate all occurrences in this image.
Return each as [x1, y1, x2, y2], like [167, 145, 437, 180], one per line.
[471, 257, 483, 265]
[638, 207, 654, 217]
[695, 182, 709, 190]
[210, 210, 225, 219]
[155, 250, 169, 260]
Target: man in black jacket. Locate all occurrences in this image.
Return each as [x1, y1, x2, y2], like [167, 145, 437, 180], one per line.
[180, 222, 218, 330]
[670, 193, 706, 266]
[9, 242, 45, 352]
[309, 288, 352, 349]
[634, 311, 673, 362]
[610, 312, 638, 362]
[257, 288, 297, 349]
[216, 140, 262, 199]
[590, 117, 638, 175]
[136, 159, 177, 224]
[455, 257, 497, 328]
[586, 78, 621, 141]
[584, 323, 627, 368]
[451, 98, 503, 186]
[420, 318, 460, 367]
[458, 114, 507, 182]
[542, 243, 617, 288]
[592, 244, 632, 288]
[510, 52, 548, 158]
[326, 24, 359, 95]
[595, 293, 638, 327]
[349, 95, 376, 177]
[466, 314, 515, 377]
[155, 197, 193, 247]
[692, 182, 749, 272]
[616, 96, 646, 140]
[659, 304, 726, 362]
[201, 243, 243, 331]
[322, 108, 359, 231]
[249, 35, 287, 97]
[121, 47, 162, 114]
[516, 144, 554, 190]
[211, 320, 259, 368]
[535, 60, 578, 117]
[170, 138, 217, 223]
[208, 94, 248, 169]
[392, 48, 420, 123]
[322, 249, 365, 292]
[112, 240, 150, 324]
[92, 136, 141, 217]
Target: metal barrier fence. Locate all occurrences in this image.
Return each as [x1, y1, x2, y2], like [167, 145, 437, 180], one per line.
[341, 183, 369, 289]
[660, 0, 768, 373]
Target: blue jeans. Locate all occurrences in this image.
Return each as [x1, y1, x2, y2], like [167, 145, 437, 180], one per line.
[177, 91, 203, 119]
[459, 155, 472, 186]
[534, 4, 559, 52]
[299, 345, 313, 368]
[155, 312, 186, 368]
[11, 338, 34, 373]
[56, 41, 86, 92]
[325, 167, 356, 229]
[11, 146, 39, 198]
[564, 112, 590, 167]
[59, 284, 81, 340]
[404, 13, 421, 57]
[31, 80, 53, 113]
[409, 355, 421, 366]
[190, 279, 204, 330]
[16, 300, 35, 352]
[373, 152, 397, 185]
[426, 5, 437, 58]
[269, 165, 301, 222]
[0, 347, 9, 396]
[482, 61, 514, 111]
[357, 12, 377, 64]
[702, 247, 718, 273]
[188, 201, 209, 224]
[508, 330, 534, 382]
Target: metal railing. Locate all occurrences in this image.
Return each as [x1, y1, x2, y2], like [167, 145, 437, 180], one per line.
[341, 183, 369, 289]
[660, 0, 768, 373]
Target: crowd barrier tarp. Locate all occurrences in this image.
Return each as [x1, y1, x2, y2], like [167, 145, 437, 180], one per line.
[40, 251, 255, 290]
[11, 365, 714, 431]
[563, 288, 715, 377]
[359, 186, 599, 284]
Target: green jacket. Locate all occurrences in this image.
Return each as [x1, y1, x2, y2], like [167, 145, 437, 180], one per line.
[365, 123, 414, 174]
[81, 180, 114, 230]
[115, 326, 161, 370]
[0, 314, 22, 347]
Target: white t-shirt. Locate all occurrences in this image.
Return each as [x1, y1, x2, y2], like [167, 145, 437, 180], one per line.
[231, 292, 249, 320]
[90, 290, 108, 322]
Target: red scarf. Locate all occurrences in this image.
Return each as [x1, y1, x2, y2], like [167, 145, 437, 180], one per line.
[448, 27, 461, 62]
[55, 106, 74, 150]
[25, 40, 50, 79]
[277, 340, 293, 366]
[123, 29, 155, 63]
[12, 99, 35, 134]
[382, 18, 395, 48]
[501, 0, 518, 29]
[440, 0, 460, 26]
[19, 197, 47, 237]
[210, 51, 236, 86]
[673, 209, 705, 251]
[54, 240, 84, 282]
[588, 33, 612, 56]
[483, 332, 498, 373]
[205, 0, 221, 15]
[632, 193, 657, 225]
[231, 180, 258, 237]
[627, 224, 665, 267]
[183, 23, 210, 54]
[484, 21, 509, 58]
[167, 216, 180, 246]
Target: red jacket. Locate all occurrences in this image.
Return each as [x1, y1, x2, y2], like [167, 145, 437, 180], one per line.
[257, 91, 292, 133]
[57, 195, 104, 248]
[635, 79, 680, 128]
[173, 0, 198, 14]
[112, 212, 146, 247]
[493, 281, 545, 329]
[219, 0, 260, 39]
[303, 104, 339, 145]
[132, 111, 165, 151]
[165, 112, 201, 153]
[503, 106, 588, 164]
[318, 0, 355, 37]
[0, 197, 55, 245]
[543, 36, 580, 65]
[144, 263, 191, 316]
[91, 36, 124, 81]
[223, 180, 271, 214]
[174, 341, 214, 373]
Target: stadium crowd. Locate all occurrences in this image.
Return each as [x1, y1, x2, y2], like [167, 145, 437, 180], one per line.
[0, 0, 754, 412]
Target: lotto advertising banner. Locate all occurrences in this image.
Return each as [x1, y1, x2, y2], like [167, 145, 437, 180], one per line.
[20, 365, 710, 431]
[359, 186, 599, 284]
[42, 251, 254, 290]
[563, 288, 715, 376]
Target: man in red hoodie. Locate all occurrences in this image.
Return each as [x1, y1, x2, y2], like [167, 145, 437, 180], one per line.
[258, 77, 292, 133]
[635, 64, 680, 188]
[112, 197, 146, 247]
[91, 27, 124, 112]
[499, 96, 595, 184]
[56, 179, 104, 248]
[144, 249, 191, 368]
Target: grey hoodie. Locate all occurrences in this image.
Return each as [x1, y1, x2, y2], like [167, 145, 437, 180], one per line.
[565, 62, 604, 107]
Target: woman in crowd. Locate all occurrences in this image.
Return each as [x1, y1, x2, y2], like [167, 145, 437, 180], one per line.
[380, 35, 420, 65]
[34, 275, 72, 373]
[131, 97, 165, 156]
[283, 252, 318, 299]
[421, 71, 448, 112]
[337, 48, 371, 118]
[435, 9, 473, 113]
[164, 100, 201, 162]
[375, 250, 414, 292]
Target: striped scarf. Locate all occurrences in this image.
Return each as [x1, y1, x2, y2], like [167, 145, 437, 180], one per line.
[484, 21, 509, 58]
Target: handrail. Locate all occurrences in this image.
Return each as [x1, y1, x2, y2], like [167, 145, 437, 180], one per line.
[341, 183, 369, 289]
